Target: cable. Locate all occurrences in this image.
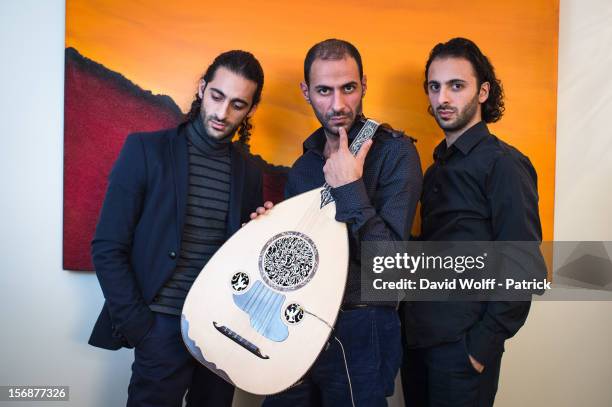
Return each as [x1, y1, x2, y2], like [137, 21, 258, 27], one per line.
[304, 309, 356, 407]
[334, 336, 356, 407]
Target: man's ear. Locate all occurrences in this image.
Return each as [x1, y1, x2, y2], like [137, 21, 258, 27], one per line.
[361, 74, 368, 97]
[198, 79, 207, 99]
[246, 103, 258, 118]
[479, 81, 490, 103]
[300, 82, 310, 104]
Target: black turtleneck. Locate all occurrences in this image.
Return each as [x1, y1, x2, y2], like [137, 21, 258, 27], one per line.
[150, 117, 232, 315]
[186, 113, 232, 156]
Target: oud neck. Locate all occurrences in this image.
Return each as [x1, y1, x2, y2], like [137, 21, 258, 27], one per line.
[319, 118, 380, 208]
[347, 118, 380, 156]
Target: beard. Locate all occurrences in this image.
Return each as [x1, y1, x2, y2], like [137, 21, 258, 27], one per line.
[433, 92, 479, 133]
[199, 106, 242, 141]
[313, 99, 363, 137]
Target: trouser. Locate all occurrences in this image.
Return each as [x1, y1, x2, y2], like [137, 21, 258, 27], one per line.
[263, 307, 403, 407]
[127, 313, 234, 407]
[400, 337, 502, 407]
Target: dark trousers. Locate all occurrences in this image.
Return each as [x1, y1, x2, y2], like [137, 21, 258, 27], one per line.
[127, 313, 234, 407]
[263, 307, 402, 407]
[400, 337, 502, 407]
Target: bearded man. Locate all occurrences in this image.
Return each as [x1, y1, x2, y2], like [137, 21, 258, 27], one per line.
[400, 37, 543, 407]
[258, 38, 423, 407]
[89, 50, 265, 407]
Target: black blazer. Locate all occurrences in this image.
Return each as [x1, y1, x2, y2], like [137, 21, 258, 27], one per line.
[89, 125, 263, 350]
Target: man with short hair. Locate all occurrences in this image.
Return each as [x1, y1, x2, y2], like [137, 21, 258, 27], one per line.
[262, 38, 422, 406]
[89, 50, 265, 407]
[400, 37, 543, 407]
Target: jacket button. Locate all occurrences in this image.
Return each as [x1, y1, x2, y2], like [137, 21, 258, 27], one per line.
[169, 251, 177, 259]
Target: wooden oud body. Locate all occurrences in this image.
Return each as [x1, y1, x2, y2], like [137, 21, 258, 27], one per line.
[181, 187, 349, 395]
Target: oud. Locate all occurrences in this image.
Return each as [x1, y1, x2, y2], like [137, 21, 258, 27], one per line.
[181, 118, 380, 395]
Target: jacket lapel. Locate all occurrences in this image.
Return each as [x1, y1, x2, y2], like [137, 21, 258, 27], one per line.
[227, 144, 245, 237]
[170, 126, 188, 246]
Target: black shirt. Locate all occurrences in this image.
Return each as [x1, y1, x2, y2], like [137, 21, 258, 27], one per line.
[285, 118, 423, 306]
[421, 121, 541, 241]
[403, 121, 543, 366]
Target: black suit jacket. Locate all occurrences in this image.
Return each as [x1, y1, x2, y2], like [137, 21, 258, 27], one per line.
[89, 124, 263, 350]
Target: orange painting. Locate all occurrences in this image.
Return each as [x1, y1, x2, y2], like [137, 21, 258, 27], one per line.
[64, 0, 558, 269]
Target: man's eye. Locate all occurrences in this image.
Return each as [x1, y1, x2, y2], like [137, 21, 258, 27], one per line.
[232, 103, 246, 110]
[429, 84, 440, 92]
[318, 88, 330, 95]
[452, 83, 464, 90]
[212, 94, 222, 101]
[343, 85, 355, 93]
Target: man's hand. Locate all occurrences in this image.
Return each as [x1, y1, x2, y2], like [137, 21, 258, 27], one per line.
[469, 354, 484, 373]
[243, 201, 274, 226]
[323, 126, 373, 188]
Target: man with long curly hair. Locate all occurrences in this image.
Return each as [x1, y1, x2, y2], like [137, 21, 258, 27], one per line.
[400, 38, 542, 406]
[89, 50, 265, 406]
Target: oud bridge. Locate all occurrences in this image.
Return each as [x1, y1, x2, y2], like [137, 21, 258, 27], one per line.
[213, 321, 269, 359]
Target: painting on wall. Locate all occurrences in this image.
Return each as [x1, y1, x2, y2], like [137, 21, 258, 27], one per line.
[63, 0, 559, 270]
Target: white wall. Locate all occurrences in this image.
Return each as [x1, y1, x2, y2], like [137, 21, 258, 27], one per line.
[0, 1, 132, 406]
[495, 1, 612, 406]
[0, 1, 610, 406]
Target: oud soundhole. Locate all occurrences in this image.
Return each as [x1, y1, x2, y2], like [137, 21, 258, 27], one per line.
[259, 231, 319, 291]
[231, 271, 250, 292]
[284, 303, 304, 324]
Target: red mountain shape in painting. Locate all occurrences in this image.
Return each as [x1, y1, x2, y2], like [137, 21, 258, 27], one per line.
[63, 47, 286, 271]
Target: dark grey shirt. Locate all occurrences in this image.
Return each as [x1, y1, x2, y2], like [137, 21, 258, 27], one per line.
[150, 118, 231, 315]
[285, 119, 423, 306]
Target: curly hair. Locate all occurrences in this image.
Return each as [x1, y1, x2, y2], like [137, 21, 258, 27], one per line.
[183, 50, 264, 148]
[424, 37, 504, 123]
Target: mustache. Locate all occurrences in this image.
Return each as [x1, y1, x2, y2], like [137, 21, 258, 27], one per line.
[207, 115, 227, 124]
[326, 111, 352, 120]
[436, 105, 456, 113]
